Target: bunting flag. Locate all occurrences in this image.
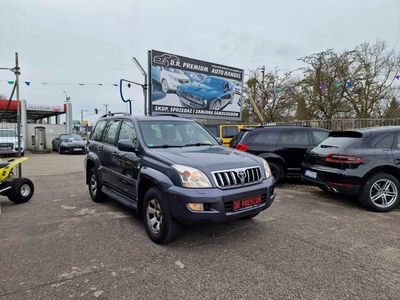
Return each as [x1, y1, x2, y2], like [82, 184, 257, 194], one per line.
[396, 75, 400, 80]
[0, 80, 119, 86]
[321, 84, 326, 90]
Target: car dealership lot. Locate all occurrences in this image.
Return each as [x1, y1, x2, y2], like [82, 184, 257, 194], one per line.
[1, 152, 399, 299]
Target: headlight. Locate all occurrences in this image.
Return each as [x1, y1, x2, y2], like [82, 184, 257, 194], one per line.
[60, 142, 68, 146]
[261, 158, 272, 179]
[172, 164, 212, 188]
[168, 74, 179, 82]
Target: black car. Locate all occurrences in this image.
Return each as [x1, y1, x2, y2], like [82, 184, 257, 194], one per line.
[52, 134, 86, 154]
[230, 125, 330, 182]
[301, 127, 400, 212]
[84, 112, 276, 244]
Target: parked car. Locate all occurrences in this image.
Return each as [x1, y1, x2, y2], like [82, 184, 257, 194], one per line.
[176, 76, 235, 111]
[52, 134, 86, 154]
[85, 112, 276, 244]
[0, 128, 24, 157]
[151, 66, 190, 93]
[204, 123, 259, 147]
[301, 126, 400, 212]
[231, 125, 330, 182]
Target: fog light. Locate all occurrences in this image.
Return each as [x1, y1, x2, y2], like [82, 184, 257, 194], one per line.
[187, 203, 204, 211]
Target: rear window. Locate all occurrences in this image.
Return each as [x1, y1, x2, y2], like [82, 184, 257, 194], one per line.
[319, 136, 361, 149]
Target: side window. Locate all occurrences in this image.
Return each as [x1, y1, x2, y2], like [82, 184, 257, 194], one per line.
[222, 126, 238, 138]
[252, 130, 279, 144]
[313, 130, 330, 144]
[279, 130, 298, 144]
[117, 120, 136, 141]
[293, 130, 310, 145]
[376, 133, 395, 149]
[102, 120, 120, 145]
[92, 120, 107, 141]
[205, 126, 219, 137]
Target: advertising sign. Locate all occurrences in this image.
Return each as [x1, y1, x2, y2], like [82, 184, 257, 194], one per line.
[150, 49, 244, 120]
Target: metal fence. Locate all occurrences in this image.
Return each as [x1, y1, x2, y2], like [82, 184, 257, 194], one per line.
[265, 118, 400, 131]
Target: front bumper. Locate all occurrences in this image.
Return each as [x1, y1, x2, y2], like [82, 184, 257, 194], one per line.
[163, 176, 276, 225]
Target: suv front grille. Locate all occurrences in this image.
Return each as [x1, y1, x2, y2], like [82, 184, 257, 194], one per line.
[212, 166, 262, 188]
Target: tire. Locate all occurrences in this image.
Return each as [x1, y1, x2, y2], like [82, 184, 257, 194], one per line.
[268, 162, 282, 183]
[142, 187, 181, 244]
[7, 178, 34, 204]
[88, 168, 107, 203]
[358, 173, 400, 212]
[161, 79, 169, 93]
[209, 100, 221, 110]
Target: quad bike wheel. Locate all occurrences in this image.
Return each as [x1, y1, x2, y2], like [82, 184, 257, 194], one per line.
[7, 178, 34, 204]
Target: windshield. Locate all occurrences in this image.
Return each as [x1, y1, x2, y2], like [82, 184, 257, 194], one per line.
[139, 120, 219, 148]
[0, 130, 18, 138]
[60, 134, 84, 141]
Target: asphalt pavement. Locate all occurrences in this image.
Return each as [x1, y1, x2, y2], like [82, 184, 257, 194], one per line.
[0, 151, 399, 299]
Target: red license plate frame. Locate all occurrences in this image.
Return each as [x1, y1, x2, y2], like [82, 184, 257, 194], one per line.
[232, 195, 262, 212]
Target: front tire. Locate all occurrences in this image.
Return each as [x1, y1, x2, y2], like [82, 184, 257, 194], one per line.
[209, 99, 221, 110]
[161, 79, 169, 93]
[143, 187, 181, 244]
[268, 162, 282, 183]
[7, 178, 34, 204]
[358, 173, 400, 212]
[88, 168, 107, 203]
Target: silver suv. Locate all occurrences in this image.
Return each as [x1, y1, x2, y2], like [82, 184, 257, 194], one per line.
[0, 129, 24, 157]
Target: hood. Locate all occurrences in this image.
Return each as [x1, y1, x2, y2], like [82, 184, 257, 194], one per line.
[178, 83, 219, 99]
[151, 146, 262, 172]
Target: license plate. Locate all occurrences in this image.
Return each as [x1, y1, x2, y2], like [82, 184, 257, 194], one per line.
[232, 195, 262, 211]
[180, 97, 191, 106]
[304, 170, 317, 179]
[73, 148, 82, 151]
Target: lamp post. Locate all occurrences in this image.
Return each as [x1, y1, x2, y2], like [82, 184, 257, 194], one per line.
[132, 57, 148, 115]
[81, 109, 88, 124]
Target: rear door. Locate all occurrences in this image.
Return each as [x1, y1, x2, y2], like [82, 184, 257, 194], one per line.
[97, 119, 121, 186]
[275, 129, 312, 173]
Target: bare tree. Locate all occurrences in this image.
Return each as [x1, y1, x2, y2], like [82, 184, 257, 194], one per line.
[242, 67, 296, 123]
[343, 40, 400, 118]
[297, 49, 354, 119]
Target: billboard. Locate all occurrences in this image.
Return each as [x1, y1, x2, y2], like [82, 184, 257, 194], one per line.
[149, 49, 244, 120]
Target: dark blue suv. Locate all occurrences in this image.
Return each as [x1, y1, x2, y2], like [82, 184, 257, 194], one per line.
[85, 113, 276, 244]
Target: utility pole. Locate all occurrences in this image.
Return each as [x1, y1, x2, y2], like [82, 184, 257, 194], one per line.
[104, 104, 109, 113]
[261, 65, 265, 118]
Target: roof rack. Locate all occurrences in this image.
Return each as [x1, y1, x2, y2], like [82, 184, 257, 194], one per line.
[100, 112, 131, 118]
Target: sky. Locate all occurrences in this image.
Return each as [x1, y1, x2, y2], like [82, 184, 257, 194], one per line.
[1, 0, 399, 125]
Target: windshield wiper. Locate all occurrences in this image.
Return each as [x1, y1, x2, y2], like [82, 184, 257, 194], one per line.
[320, 145, 339, 148]
[184, 143, 212, 147]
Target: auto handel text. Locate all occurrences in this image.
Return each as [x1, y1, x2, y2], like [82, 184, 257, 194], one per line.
[153, 105, 240, 117]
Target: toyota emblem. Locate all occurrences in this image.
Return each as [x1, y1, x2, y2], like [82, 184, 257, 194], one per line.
[237, 170, 247, 184]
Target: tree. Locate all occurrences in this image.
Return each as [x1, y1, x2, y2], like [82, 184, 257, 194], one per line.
[297, 40, 400, 119]
[242, 67, 296, 123]
[344, 40, 400, 118]
[297, 49, 355, 119]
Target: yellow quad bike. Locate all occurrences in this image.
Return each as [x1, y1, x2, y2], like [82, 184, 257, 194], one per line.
[0, 157, 34, 204]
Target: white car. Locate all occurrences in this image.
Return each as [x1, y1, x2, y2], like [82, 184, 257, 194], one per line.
[0, 129, 25, 156]
[152, 66, 190, 93]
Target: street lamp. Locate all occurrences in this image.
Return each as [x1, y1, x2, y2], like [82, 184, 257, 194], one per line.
[132, 57, 148, 115]
[63, 91, 71, 102]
